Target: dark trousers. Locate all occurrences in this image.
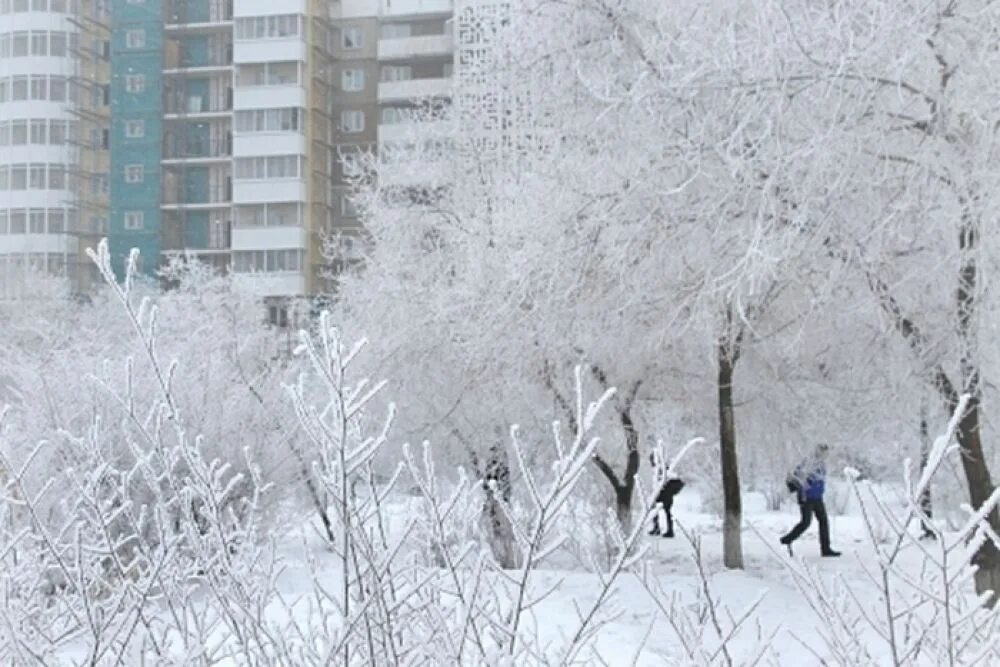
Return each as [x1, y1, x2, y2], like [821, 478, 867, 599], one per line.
[650, 499, 674, 536]
[782, 499, 832, 551]
[650, 478, 684, 536]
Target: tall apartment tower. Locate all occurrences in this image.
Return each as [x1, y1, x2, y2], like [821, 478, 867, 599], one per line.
[98, 0, 456, 317]
[107, 0, 334, 321]
[109, 0, 233, 276]
[231, 0, 333, 311]
[329, 0, 453, 255]
[0, 0, 110, 297]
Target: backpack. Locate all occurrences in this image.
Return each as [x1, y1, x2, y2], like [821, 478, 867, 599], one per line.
[785, 473, 801, 494]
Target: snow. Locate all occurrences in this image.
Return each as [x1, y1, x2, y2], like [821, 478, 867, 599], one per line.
[245, 487, 962, 666]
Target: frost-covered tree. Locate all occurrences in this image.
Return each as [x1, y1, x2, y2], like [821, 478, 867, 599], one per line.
[335, 0, 866, 569]
[767, 0, 1000, 599]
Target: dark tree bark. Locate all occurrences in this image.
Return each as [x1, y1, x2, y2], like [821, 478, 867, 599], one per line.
[544, 362, 641, 532]
[470, 437, 517, 568]
[591, 367, 641, 533]
[919, 395, 935, 539]
[858, 216, 999, 604]
[953, 218, 1000, 601]
[718, 305, 745, 569]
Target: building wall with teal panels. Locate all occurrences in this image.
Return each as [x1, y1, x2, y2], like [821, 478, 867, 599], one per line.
[110, 0, 164, 279]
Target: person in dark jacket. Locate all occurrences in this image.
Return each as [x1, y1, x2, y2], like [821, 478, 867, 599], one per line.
[648, 454, 685, 537]
[780, 443, 841, 557]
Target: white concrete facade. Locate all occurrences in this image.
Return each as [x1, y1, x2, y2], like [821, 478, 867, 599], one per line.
[230, 2, 311, 298]
[0, 4, 80, 295]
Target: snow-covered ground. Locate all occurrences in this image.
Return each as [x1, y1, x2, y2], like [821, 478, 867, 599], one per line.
[260, 485, 971, 666]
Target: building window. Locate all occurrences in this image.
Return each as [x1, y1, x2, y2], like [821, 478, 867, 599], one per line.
[49, 166, 66, 189]
[49, 32, 66, 56]
[125, 29, 145, 49]
[124, 211, 144, 230]
[11, 76, 27, 100]
[342, 69, 364, 92]
[234, 155, 301, 180]
[341, 110, 364, 133]
[234, 203, 301, 227]
[49, 209, 65, 233]
[342, 26, 362, 49]
[235, 61, 300, 87]
[267, 303, 289, 328]
[235, 15, 300, 40]
[29, 165, 46, 189]
[380, 107, 409, 124]
[29, 119, 46, 144]
[49, 76, 66, 101]
[234, 107, 302, 133]
[233, 249, 304, 273]
[125, 119, 145, 138]
[380, 65, 412, 82]
[49, 120, 68, 144]
[124, 164, 143, 183]
[10, 120, 26, 144]
[341, 196, 359, 217]
[12, 32, 28, 56]
[29, 209, 45, 233]
[30, 32, 46, 56]
[125, 74, 145, 93]
[10, 210, 26, 233]
[29, 75, 46, 100]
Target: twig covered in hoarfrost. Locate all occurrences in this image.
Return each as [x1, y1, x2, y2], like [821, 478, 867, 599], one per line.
[763, 394, 1000, 666]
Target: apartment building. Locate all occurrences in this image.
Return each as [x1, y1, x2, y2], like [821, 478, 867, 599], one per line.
[1, 0, 459, 308]
[329, 0, 453, 254]
[0, 0, 110, 297]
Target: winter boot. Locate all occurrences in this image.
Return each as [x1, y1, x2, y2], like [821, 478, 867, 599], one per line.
[821, 549, 841, 557]
[779, 536, 793, 556]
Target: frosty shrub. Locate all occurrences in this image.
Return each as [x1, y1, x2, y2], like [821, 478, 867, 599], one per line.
[766, 395, 1000, 666]
[0, 243, 282, 663]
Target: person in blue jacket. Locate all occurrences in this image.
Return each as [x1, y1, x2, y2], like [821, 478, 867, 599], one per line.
[780, 443, 841, 557]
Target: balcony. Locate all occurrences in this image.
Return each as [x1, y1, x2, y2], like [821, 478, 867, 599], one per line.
[162, 136, 232, 163]
[333, 0, 452, 19]
[162, 184, 232, 209]
[378, 77, 451, 102]
[163, 45, 234, 73]
[163, 219, 232, 253]
[164, 91, 233, 118]
[165, 0, 234, 31]
[378, 34, 453, 61]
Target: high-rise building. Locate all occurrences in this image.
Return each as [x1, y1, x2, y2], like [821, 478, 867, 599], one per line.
[1, 0, 459, 308]
[329, 0, 454, 248]
[230, 0, 333, 317]
[0, 0, 110, 297]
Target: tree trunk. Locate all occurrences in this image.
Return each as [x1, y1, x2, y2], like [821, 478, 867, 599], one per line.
[718, 327, 744, 570]
[918, 396, 935, 539]
[590, 371, 641, 534]
[954, 399, 1000, 597]
[854, 217, 999, 604]
[482, 441, 518, 569]
[593, 442, 638, 535]
[954, 219, 1000, 603]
